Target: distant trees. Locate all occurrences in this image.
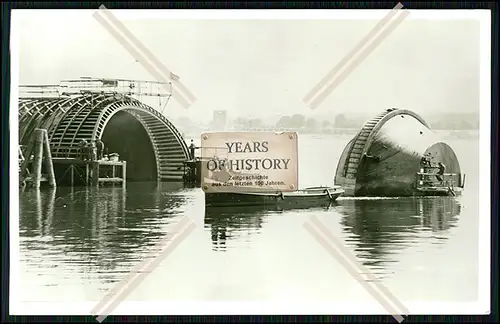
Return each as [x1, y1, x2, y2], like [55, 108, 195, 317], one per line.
[174, 111, 479, 135]
[334, 114, 348, 128]
[305, 118, 318, 132]
[429, 114, 479, 130]
[276, 116, 291, 128]
[333, 113, 364, 128]
[234, 117, 264, 129]
[276, 114, 307, 129]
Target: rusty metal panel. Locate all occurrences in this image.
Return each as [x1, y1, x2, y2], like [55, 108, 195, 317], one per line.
[200, 131, 298, 193]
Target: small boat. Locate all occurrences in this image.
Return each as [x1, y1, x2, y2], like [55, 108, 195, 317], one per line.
[204, 185, 345, 208]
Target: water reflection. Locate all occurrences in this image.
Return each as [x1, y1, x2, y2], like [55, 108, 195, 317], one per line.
[19, 182, 187, 287]
[337, 197, 461, 270]
[204, 206, 267, 252]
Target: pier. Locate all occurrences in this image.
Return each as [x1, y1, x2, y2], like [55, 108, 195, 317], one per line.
[52, 158, 126, 187]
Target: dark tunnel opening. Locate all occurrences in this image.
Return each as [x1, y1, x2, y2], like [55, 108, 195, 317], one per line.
[101, 111, 157, 181]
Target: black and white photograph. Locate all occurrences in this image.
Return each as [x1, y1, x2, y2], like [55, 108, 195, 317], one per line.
[9, 7, 491, 319]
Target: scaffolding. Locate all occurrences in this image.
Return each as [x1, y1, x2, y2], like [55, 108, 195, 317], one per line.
[19, 84, 62, 99]
[19, 77, 173, 107]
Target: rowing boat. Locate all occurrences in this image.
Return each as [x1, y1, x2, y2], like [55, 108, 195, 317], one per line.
[204, 185, 344, 208]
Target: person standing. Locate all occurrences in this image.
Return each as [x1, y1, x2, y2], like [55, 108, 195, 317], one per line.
[89, 140, 97, 162]
[189, 139, 196, 160]
[79, 139, 88, 161]
[420, 153, 431, 167]
[436, 162, 446, 183]
[96, 138, 105, 160]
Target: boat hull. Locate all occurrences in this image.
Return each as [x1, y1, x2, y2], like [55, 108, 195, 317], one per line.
[204, 186, 344, 208]
[335, 109, 464, 197]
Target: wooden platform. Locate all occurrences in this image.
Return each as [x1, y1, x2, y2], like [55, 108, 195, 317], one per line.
[52, 158, 127, 187]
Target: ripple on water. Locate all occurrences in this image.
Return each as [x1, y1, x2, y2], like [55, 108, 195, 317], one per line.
[18, 147, 478, 302]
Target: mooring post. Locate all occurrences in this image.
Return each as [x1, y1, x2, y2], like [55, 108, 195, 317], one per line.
[20, 141, 35, 181]
[70, 165, 75, 186]
[42, 129, 57, 188]
[122, 161, 127, 187]
[32, 129, 45, 189]
[92, 162, 99, 187]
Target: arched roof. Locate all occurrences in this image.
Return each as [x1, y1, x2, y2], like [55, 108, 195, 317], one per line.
[19, 93, 190, 181]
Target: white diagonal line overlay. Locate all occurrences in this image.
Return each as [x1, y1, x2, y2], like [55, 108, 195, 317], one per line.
[93, 5, 197, 109]
[91, 217, 196, 322]
[90, 5, 413, 322]
[304, 215, 409, 322]
[303, 3, 409, 110]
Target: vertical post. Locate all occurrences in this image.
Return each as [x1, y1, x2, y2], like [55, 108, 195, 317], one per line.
[182, 163, 186, 183]
[42, 129, 57, 188]
[122, 161, 127, 187]
[92, 162, 100, 187]
[32, 129, 44, 189]
[86, 163, 89, 185]
[20, 141, 35, 180]
[112, 165, 116, 178]
[70, 165, 75, 187]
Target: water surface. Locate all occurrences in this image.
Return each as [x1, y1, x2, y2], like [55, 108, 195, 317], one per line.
[18, 135, 479, 303]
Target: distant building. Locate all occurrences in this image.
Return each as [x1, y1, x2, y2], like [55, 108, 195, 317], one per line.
[211, 110, 228, 130]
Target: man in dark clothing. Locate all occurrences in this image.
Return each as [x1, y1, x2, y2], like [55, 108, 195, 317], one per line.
[189, 139, 196, 160]
[363, 152, 380, 162]
[421, 153, 434, 167]
[78, 139, 88, 161]
[89, 140, 97, 162]
[436, 162, 446, 182]
[96, 139, 105, 160]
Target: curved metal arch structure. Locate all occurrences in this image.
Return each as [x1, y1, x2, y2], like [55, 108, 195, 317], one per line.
[19, 93, 190, 181]
[334, 108, 461, 196]
[336, 108, 430, 181]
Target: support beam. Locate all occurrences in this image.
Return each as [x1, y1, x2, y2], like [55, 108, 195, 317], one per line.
[122, 161, 127, 187]
[32, 129, 44, 189]
[42, 129, 57, 188]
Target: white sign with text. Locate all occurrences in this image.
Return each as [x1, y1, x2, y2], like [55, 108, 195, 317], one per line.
[200, 131, 299, 193]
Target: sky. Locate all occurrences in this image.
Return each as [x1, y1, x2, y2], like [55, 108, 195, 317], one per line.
[14, 10, 482, 123]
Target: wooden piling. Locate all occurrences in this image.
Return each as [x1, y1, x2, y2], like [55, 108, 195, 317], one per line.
[20, 140, 34, 180]
[42, 130, 56, 188]
[70, 165, 75, 186]
[32, 129, 44, 189]
[122, 161, 127, 187]
[92, 162, 100, 187]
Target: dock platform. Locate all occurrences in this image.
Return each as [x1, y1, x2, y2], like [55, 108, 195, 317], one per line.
[52, 158, 127, 187]
[21, 156, 127, 187]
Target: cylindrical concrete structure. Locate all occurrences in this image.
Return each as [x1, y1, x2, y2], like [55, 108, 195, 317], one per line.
[334, 108, 463, 197]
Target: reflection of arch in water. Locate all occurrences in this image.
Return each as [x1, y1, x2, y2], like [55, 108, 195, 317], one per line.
[204, 206, 267, 252]
[20, 185, 191, 289]
[337, 197, 461, 268]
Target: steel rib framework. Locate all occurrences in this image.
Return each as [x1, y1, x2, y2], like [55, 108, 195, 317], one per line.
[19, 93, 190, 181]
[334, 108, 431, 195]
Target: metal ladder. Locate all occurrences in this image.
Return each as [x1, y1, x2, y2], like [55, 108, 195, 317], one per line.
[343, 110, 391, 179]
